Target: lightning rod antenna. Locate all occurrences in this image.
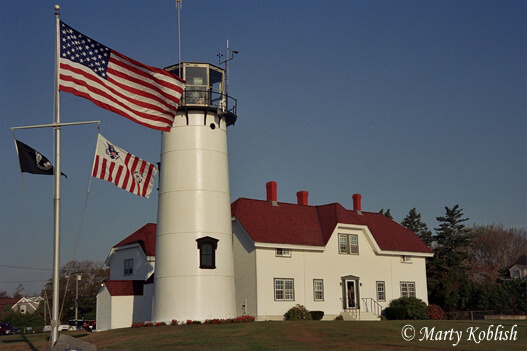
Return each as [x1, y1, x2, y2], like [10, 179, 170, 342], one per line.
[176, 0, 182, 77]
[218, 40, 238, 110]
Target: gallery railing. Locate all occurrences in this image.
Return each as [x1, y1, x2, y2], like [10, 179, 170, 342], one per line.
[180, 87, 237, 116]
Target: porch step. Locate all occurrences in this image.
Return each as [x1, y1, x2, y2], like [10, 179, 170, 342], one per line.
[341, 311, 380, 321]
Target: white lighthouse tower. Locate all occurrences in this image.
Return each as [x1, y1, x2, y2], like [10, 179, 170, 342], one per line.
[152, 62, 238, 322]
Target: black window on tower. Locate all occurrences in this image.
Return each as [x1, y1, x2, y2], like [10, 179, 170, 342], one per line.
[196, 236, 219, 269]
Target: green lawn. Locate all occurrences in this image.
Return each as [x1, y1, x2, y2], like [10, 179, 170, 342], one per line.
[2, 320, 526, 350]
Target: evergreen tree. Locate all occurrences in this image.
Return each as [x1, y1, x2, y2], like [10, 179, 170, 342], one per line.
[427, 205, 472, 311]
[401, 208, 434, 247]
[434, 205, 471, 268]
[379, 208, 393, 220]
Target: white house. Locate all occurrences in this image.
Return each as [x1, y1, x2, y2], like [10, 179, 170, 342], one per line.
[0, 296, 43, 315]
[97, 183, 433, 327]
[12, 296, 44, 315]
[96, 223, 156, 330]
[509, 255, 527, 280]
[231, 182, 433, 321]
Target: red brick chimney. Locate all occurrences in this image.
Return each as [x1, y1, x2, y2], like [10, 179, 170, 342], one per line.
[352, 194, 362, 212]
[266, 181, 277, 204]
[297, 191, 308, 205]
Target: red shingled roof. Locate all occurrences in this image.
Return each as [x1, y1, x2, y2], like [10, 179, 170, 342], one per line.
[113, 223, 156, 256]
[113, 199, 432, 257]
[231, 198, 432, 254]
[0, 298, 20, 312]
[231, 198, 323, 246]
[104, 280, 144, 296]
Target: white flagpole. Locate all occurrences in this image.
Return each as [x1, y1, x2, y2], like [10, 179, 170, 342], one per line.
[51, 4, 61, 349]
[10, 9, 99, 348]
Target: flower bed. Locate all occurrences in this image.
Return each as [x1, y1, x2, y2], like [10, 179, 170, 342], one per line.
[132, 316, 255, 328]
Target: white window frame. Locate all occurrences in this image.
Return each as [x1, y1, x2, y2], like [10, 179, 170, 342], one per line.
[313, 279, 324, 301]
[274, 278, 295, 301]
[376, 281, 386, 302]
[400, 281, 416, 298]
[124, 258, 134, 276]
[401, 256, 412, 263]
[339, 234, 359, 255]
[276, 248, 291, 257]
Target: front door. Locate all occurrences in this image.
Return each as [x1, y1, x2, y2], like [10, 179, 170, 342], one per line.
[346, 280, 357, 308]
[341, 275, 360, 310]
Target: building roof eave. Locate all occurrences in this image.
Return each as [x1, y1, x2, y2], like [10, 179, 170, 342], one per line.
[253, 242, 325, 251]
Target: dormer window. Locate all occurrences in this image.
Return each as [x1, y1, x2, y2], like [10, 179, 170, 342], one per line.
[196, 236, 219, 269]
[124, 258, 134, 276]
[339, 234, 359, 255]
[276, 248, 291, 257]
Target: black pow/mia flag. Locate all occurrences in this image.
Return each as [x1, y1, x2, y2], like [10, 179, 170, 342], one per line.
[15, 140, 67, 178]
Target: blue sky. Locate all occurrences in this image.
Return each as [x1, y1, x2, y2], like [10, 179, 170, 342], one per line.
[0, 0, 525, 295]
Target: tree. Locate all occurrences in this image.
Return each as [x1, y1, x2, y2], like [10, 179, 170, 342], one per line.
[13, 284, 25, 298]
[0, 291, 11, 299]
[401, 208, 434, 248]
[41, 260, 109, 322]
[379, 208, 393, 220]
[468, 224, 527, 283]
[427, 205, 472, 311]
[433, 205, 471, 270]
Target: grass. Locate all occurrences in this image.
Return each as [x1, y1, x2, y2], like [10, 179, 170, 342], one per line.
[1, 320, 526, 350]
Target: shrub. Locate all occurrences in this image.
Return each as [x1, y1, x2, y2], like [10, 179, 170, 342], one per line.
[1, 310, 45, 329]
[384, 306, 406, 320]
[170, 319, 178, 325]
[284, 304, 312, 320]
[334, 315, 344, 321]
[310, 311, 324, 320]
[389, 297, 428, 320]
[427, 304, 445, 320]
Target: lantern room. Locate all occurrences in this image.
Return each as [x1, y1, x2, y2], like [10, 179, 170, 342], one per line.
[165, 62, 237, 126]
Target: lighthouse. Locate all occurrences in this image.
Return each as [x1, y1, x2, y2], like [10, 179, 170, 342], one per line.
[152, 62, 238, 322]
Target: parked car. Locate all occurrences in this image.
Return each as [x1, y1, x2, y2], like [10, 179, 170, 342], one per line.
[0, 323, 20, 335]
[68, 319, 96, 332]
[43, 325, 70, 332]
[83, 320, 96, 331]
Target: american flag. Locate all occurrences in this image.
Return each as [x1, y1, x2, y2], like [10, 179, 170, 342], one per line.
[59, 21, 185, 132]
[92, 134, 157, 198]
